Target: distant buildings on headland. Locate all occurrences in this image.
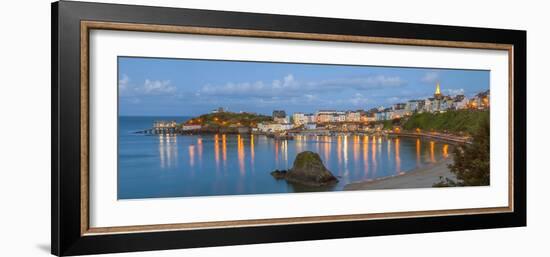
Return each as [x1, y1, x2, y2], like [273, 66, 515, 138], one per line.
[211, 107, 226, 114]
[255, 83, 489, 133]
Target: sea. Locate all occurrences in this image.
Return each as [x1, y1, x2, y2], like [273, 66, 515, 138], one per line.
[118, 116, 450, 199]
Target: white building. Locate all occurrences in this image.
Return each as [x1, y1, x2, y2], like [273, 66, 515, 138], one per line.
[316, 110, 336, 123]
[305, 113, 316, 123]
[453, 95, 468, 109]
[292, 112, 307, 125]
[406, 100, 421, 112]
[345, 111, 361, 122]
[424, 98, 433, 113]
[375, 109, 394, 121]
[258, 122, 292, 132]
[181, 125, 201, 131]
[274, 116, 289, 124]
[440, 97, 454, 112]
[211, 107, 225, 113]
[304, 123, 317, 130]
[281, 123, 293, 131]
[257, 123, 281, 132]
[336, 112, 346, 122]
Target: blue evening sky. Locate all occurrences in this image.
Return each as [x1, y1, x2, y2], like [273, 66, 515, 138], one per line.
[118, 57, 489, 116]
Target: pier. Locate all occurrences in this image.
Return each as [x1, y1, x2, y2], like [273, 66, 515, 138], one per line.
[137, 120, 178, 134]
[153, 120, 177, 134]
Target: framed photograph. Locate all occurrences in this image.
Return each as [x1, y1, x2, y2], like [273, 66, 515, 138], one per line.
[52, 1, 526, 256]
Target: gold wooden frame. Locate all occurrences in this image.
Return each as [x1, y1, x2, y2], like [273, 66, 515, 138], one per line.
[80, 20, 514, 236]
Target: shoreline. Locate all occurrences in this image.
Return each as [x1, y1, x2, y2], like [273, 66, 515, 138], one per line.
[344, 157, 456, 191]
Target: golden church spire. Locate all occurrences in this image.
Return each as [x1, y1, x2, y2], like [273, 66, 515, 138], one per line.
[435, 82, 441, 95]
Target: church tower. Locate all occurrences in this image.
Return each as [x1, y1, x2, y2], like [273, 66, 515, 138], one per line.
[434, 82, 442, 100]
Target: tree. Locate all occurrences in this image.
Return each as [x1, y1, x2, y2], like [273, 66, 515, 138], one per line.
[441, 115, 490, 186]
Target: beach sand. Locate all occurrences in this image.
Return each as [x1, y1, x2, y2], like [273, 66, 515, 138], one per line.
[344, 157, 456, 191]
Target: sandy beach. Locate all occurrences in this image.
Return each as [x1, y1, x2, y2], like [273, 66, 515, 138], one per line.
[344, 157, 456, 191]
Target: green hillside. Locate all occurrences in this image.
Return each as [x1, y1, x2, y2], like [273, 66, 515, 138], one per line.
[402, 110, 489, 135]
[183, 112, 272, 128]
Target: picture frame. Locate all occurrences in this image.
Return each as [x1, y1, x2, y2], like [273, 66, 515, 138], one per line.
[51, 1, 526, 256]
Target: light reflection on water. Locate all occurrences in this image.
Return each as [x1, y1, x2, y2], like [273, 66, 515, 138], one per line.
[396, 138, 401, 173]
[120, 130, 451, 199]
[158, 134, 178, 169]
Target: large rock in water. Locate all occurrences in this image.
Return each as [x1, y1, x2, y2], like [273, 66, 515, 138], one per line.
[272, 151, 338, 186]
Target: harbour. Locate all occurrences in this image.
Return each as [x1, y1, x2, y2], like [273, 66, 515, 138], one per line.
[118, 116, 453, 199]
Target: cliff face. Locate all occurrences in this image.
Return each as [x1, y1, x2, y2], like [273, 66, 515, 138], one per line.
[271, 151, 338, 186]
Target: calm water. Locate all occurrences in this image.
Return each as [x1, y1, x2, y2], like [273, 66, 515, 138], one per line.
[118, 116, 451, 199]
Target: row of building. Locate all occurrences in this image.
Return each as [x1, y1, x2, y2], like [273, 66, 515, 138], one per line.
[255, 83, 489, 133]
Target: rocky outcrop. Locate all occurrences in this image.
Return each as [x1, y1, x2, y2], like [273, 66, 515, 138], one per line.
[270, 169, 287, 179]
[270, 151, 338, 186]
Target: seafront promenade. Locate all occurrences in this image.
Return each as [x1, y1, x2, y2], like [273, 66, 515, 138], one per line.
[137, 120, 471, 146]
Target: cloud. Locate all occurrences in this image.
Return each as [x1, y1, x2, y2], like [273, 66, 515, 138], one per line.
[309, 75, 405, 90]
[119, 74, 129, 91]
[197, 74, 405, 99]
[124, 97, 141, 104]
[421, 72, 439, 83]
[385, 96, 411, 104]
[139, 79, 176, 95]
[198, 74, 297, 98]
[304, 94, 318, 102]
[349, 93, 370, 106]
[445, 88, 465, 95]
[119, 76, 176, 97]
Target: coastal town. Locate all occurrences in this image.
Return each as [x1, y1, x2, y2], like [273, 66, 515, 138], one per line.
[138, 82, 491, 189]
[148, 83, 490, 138]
